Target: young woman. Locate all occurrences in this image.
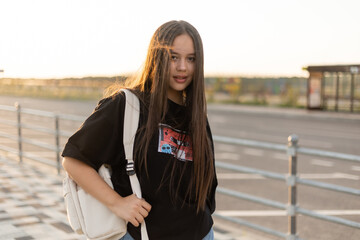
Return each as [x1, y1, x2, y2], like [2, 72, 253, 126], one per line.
[62, 20, 217, 240]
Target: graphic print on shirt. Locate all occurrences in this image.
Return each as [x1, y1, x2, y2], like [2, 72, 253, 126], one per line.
[158, 123, 193, 161]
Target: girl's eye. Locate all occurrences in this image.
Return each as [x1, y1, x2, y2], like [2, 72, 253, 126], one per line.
[188, 57, 195, 62]
[171, 55, 178, 61]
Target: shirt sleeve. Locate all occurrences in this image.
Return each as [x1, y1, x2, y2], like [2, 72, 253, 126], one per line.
[61, 92, 126, 170]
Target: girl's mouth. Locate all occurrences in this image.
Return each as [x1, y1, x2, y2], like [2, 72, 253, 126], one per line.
[173, 75, 187, 83]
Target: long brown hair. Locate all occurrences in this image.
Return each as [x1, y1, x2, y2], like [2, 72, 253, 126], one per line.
[110, 20, 214, 212]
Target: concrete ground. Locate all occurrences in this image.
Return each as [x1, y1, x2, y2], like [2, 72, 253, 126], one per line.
[0, 156, 269, 240]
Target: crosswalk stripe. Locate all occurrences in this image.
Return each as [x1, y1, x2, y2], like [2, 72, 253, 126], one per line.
[243, 148, 263, 157]
[351, 166, 360, 171]
[272, 152, 287, 161]
[215, 152, 241, 161]
[311, 159, 334, 167]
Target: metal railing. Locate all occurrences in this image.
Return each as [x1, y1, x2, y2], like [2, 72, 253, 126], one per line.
[0, 103, 360, 239]
[213, 135, 360, 240]
[0, 103, 84, 174]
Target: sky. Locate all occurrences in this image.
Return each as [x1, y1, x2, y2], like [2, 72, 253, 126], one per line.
[0, 0, 359, 78]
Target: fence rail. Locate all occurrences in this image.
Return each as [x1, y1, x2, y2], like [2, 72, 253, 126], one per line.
[0, 103, 84, 173]
[213, 135, 360, 240]
[0, 103, 359, 240]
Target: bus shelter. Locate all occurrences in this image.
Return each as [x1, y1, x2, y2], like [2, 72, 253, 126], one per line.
[303, 64, 360, 112]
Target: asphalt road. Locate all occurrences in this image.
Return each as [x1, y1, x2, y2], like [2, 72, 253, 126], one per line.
[1, 95, 360, 240]
[207, 104, 360, 240]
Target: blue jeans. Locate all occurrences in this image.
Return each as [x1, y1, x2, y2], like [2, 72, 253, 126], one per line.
[119, 232, 134, 240]
[202, 228, 214, 240]
[120, 228, 214, 240]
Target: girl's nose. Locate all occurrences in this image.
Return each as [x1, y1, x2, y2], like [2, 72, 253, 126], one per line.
[176, 58, 186, 71]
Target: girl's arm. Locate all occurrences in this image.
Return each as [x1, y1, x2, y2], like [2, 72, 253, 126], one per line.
[62, 156, 151, 227]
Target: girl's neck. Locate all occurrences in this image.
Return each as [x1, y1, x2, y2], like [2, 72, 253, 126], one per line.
[167, 89, 184, 105]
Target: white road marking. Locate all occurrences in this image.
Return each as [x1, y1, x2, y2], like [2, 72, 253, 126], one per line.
[215, 144, 238, 152]
[215, 152, 241, 161]
[311, 159, 334, 167]
[273, 152, 288, 161]
[331, 173, 360, 180]
[216, 210, 360, 217]
[300, 173, 359, 180]
[243, 148, 264, 157]
[217, 173, 359, 180]
[351, 166, 360, 172]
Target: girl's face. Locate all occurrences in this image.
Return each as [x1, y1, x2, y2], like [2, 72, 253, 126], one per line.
[168, 34, 195, 104]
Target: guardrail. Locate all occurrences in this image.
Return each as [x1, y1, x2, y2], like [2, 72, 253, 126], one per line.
[0, 103, 84, 174]
[0, 103, 359, 239]
[213, 135, 360, 240]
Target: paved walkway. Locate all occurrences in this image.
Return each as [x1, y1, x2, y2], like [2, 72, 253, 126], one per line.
[0, 156, 269, 240]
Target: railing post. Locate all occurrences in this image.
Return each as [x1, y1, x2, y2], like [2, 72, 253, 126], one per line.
[55, 114, 61, 174]
[287, 134, 298, 240]
[15, 102, 23, 163]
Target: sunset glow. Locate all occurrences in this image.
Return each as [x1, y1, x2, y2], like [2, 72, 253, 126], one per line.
[0, 0, 359, 78]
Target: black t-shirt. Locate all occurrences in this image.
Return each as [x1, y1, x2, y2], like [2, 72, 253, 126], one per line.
[62, 91, 217, 240]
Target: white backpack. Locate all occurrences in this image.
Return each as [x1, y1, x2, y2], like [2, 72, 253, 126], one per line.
[63, 89, 148, 240]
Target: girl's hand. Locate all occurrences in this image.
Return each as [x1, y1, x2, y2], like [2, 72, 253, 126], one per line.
[109, 194, 152, 227]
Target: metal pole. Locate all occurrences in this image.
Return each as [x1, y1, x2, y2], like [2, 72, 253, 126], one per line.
[350, 73, 354, 113]
[15, 102, 23, 163]
[287, 134, 298, 240]
[335, 73, 339, 111]
[55, 115, 61, 174]
[321, 72, 325, 110]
